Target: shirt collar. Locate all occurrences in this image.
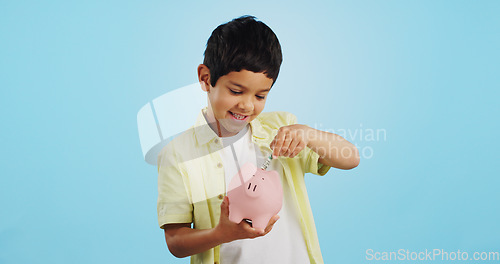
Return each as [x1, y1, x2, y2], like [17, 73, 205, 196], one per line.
[193, 107, 218, 146]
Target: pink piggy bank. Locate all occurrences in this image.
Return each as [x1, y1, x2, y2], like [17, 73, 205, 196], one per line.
[227, 162, 283, 230]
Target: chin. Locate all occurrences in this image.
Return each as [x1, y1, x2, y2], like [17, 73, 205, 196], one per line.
[220, 120, 247, 134]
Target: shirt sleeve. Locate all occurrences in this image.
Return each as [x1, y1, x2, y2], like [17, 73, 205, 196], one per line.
[304, 146, 331, 176]
[157, 142, 193, 228]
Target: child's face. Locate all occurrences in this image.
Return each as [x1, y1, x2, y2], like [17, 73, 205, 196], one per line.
[206, 70, 273, 137]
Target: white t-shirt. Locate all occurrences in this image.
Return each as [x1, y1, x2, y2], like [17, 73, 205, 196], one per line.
[218, 124, 310, 264]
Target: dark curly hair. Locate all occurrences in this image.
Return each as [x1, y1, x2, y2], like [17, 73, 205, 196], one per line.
[203, 15, 283, 87]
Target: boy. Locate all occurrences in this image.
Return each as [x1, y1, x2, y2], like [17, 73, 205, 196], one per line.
[157, 15, 359, 264]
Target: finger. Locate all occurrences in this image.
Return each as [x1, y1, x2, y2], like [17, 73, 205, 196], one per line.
[286, 137, 300, 157]
[289, 141, 306, 158]
[279, 134, 293, 157]
[264, 215, 280, 234]
[273, 135, 285, 158]
[240, 221, 264, 237]
[220, 196, 229, 217]
[272, 131, 286, 158]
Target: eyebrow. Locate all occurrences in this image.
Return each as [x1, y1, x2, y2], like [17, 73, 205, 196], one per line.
[229, 81, 271, 92]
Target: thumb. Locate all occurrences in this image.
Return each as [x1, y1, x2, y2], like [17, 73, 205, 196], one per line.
[220, 196, 229, 217]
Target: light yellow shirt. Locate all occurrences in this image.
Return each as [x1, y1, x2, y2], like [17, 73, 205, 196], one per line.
[157, 108, 331, 264]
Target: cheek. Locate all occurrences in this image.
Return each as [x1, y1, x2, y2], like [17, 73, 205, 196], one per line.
[222, 97, 239, 110]
[254, 100, 266, 113]
[212, 94, 233, 111]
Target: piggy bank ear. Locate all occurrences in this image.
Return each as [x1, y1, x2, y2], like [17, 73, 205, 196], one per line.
[267, 170, 281, 186]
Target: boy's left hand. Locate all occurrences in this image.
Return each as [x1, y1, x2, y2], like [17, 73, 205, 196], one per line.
[270, 124, 311, 159]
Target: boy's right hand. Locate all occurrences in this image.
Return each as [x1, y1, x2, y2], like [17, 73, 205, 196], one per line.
[214, 196, 279, 244]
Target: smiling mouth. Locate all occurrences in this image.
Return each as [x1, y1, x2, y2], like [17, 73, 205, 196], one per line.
[229, 111, 249, 120]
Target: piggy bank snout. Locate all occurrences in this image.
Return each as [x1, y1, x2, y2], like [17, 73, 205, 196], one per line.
[244, 176, 266, 197]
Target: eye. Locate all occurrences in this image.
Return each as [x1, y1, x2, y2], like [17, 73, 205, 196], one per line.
[256, 95, 266, 100]
[229, 89, 242, 95]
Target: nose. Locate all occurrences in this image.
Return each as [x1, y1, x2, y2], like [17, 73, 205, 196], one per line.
[238, 96, 254, 113]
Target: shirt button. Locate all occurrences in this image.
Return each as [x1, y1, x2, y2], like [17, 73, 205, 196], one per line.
[214, 138, 219, 144]
[218, 194, 224, 200]
[217, 162, 222, 168]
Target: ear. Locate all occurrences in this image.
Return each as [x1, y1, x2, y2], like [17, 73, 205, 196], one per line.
[197, 64, 211, 92]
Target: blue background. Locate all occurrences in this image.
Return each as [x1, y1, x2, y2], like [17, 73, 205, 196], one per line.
[1, 0, 498, 263]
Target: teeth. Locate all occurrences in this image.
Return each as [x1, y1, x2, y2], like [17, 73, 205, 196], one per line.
[231, 112, 246, 120]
